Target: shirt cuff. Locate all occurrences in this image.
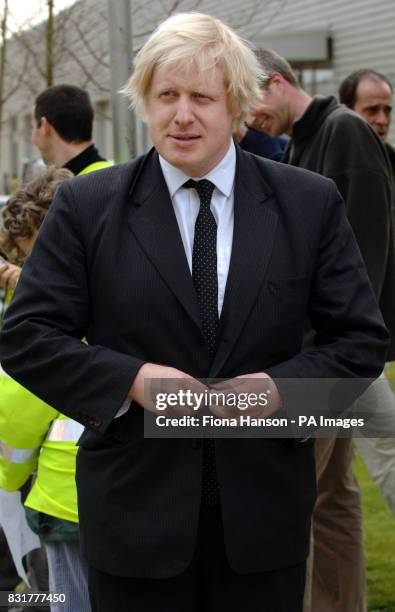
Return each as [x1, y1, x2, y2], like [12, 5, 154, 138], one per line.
[114, 398, 131, 418]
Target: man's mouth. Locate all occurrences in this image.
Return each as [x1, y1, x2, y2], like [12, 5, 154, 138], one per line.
[169, 134, 200, 141]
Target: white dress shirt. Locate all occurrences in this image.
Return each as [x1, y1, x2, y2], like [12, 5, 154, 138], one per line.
[117, 141, 236, 417]
[159, 139, 235, 317]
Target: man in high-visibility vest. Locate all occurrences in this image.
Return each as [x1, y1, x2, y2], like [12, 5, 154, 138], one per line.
[31, 84, 110, 176]
[0, 85, 111, 298]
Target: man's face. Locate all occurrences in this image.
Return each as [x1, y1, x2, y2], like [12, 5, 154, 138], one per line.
[248, 79, 291, 137]
[146, 63, 239, 177]
[31, 114, 52, 164]
[353, 78, 393, 142]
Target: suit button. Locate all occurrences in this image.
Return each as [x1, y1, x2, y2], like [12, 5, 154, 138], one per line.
[87, 417, 101, 428]
[191, 439, 201, 449]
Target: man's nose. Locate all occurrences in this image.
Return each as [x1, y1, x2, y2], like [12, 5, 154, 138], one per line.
[174, 96, 194, 124]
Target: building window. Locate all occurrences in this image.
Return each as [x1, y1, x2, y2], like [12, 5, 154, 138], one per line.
[295, 67, 335, 96]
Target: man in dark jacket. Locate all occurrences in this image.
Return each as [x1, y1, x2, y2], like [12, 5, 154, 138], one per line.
[338, 69, 395, 517]
[250, 49, 395, 612]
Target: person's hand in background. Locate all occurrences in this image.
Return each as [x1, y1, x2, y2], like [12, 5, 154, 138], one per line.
[0, 262, 21, 291]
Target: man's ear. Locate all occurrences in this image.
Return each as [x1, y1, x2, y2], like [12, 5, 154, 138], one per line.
[269, 72, 287, 95]
[38, 116, 52, 135]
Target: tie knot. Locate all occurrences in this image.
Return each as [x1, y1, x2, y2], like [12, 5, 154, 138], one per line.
[183, 179, 215, 205]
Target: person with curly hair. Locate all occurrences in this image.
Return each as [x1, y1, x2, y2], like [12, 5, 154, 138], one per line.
[0, 167, 91, 612]
[0, 168, 72, 288]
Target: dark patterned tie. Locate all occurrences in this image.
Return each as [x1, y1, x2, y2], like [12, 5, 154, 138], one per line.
[184, 178, 220, 507]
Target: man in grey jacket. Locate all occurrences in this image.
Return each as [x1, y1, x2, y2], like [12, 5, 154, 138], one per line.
[250, 49, 394, 612]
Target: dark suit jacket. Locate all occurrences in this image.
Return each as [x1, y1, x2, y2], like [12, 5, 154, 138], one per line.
[0, 147, 388, 577]
[282, 96, 395, 358]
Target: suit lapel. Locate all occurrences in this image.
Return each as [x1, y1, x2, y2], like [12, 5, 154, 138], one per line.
[210, 149, 278, 377]
[127, 150, 201, 331]
[127, 148, 279, 370]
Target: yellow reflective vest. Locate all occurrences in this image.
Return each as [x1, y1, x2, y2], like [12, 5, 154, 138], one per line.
[0, 371, 82, 522]
[78, 160, 111, 175]
[0, 158, 112, 522]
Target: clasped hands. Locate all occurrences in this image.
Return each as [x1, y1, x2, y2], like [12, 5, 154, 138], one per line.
[128, 363, 282, 422]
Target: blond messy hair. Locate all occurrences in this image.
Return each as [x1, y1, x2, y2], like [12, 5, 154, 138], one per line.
[122, 12, 265, 130]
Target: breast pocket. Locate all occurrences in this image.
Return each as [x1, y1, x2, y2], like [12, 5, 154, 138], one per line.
[267, 276, 310, 328]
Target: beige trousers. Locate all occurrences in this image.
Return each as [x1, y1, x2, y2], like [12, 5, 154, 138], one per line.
[304, 437, 366, 612]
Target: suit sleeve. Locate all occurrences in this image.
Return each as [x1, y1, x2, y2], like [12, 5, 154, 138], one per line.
[266, 180, 389, 408]
[0, 182, 145, 434]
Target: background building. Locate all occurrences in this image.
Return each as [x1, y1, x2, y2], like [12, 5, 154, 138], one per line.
[1, 0, 394, 191]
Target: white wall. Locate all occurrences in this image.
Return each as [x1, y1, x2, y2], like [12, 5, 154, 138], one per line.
[1, 0, 395, 191]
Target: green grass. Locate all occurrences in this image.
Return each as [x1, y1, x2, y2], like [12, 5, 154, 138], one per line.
[354, 453, 395, 611]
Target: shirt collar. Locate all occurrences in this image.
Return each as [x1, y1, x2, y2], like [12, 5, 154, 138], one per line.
[159, 139, 236, 199]
[62, 144, 105, 175]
